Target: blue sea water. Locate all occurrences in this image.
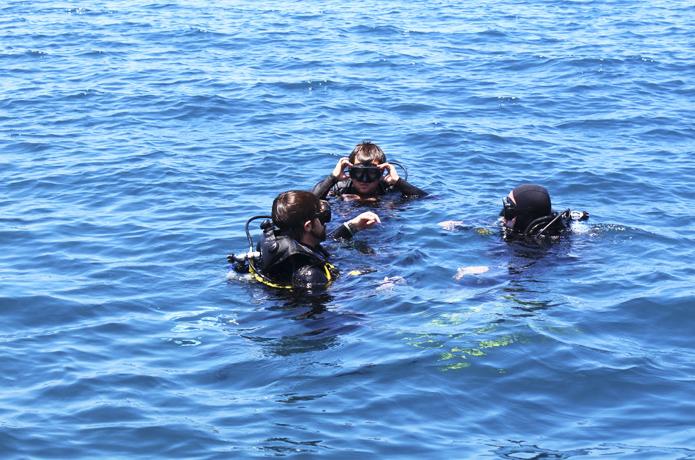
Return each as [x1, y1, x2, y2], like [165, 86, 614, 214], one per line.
[1, 0, 694, 458]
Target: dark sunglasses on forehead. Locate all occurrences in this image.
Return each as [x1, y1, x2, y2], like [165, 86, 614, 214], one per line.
[500, 196, 517, 220]
[315, 200, 331, 224]
[349, 165, 382, 183]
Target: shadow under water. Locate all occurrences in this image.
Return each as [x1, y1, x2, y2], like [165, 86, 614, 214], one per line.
[403, 231, 583, 372]
[237, 289, 365, 358]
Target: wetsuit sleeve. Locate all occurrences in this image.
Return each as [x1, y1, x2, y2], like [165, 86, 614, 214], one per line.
[393, 178, 428, 197]
[312, 175, 338, 199]
[328, 222, 354, 240]
[292, 264, 330, 289]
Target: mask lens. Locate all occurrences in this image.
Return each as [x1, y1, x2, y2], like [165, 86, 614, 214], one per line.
[349, 166, 381, 183]
[501, 197, 516, 220]
[316, 200, 331, 224]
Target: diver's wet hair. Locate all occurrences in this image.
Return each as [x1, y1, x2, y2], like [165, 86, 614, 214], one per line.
[349, 140, 386, 165]
[272, 190, 321, 238]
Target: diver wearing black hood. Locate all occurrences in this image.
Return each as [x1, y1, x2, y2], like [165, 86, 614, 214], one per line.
[500, 184, 588, 239]
[230, 190, 381, 290]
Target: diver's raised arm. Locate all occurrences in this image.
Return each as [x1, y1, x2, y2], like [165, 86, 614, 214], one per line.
[330, 211, 381, 240]
[312, 157, 352, 198]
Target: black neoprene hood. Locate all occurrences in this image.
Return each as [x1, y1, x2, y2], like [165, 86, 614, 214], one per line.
[511, 184, 552, 231]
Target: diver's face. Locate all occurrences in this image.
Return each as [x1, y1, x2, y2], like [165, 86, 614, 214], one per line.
[351, 159, 381, 196]
[309, 217, 327, 242]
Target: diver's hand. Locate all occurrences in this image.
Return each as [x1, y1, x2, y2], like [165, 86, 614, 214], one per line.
[347, 211, 381, 232]
[379, 162, 400, 185]
[331, 157, 352, 181]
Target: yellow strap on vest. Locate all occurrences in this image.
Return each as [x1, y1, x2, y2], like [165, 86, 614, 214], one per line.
[323, 262, 336, 282]
[248, 261, 337, 290]
[249, 263, 293, 289]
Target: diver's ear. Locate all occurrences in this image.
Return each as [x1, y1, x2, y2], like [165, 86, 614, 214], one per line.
[303, 219, 313, 233]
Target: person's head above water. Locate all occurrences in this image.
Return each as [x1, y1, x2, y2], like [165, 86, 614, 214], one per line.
[500, 184, 552, 233]
[229, 190, 381, 290]
[348, 141, 386, 165]
[272, 190, 331, 245]
[346, 141, 387, 196]
[315, 140, 427, 201]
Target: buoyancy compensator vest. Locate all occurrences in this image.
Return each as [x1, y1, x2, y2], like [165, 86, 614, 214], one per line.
[229, 217, 336, 289]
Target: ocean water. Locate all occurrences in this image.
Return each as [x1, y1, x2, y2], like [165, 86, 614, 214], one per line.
[1, 0, 694, 458]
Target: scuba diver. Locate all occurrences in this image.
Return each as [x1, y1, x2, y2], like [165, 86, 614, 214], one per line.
[500, 184, 589, 240]
[229, 190, 380, 290]
[312, 140, 428, 201]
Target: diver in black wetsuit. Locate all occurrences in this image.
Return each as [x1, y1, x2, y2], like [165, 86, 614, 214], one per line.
[230, 190, 380, 290]
[500, 184, 589, 240]
[312, 141, 427, 201]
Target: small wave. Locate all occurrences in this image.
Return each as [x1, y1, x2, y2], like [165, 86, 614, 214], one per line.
[24, 50, 48, 57]
[554, 116, 645, 130]
[478, 29, 508, 38]
[64, 7, 94, 15]
[177, 26, 229, 39]
[495, 442, 588, 459]
[387, 102, 436, 114]
[642, 127, 693, 139]
[143, 2, 179, 10]
[2, 141, 52, 153]
[348, 24, 403, 36]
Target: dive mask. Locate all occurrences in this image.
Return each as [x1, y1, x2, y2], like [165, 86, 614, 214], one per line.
[500, 196, 517, 220]
[316, 200, 331, 224]
[349, 165, 382, 183]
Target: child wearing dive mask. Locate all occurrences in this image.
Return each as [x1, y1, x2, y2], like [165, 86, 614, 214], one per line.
[312, 140, 427, 201]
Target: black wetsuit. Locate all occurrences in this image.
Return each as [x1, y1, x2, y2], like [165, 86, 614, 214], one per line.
[255, 222, 353, 289]
[312, 175, 427, 200]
